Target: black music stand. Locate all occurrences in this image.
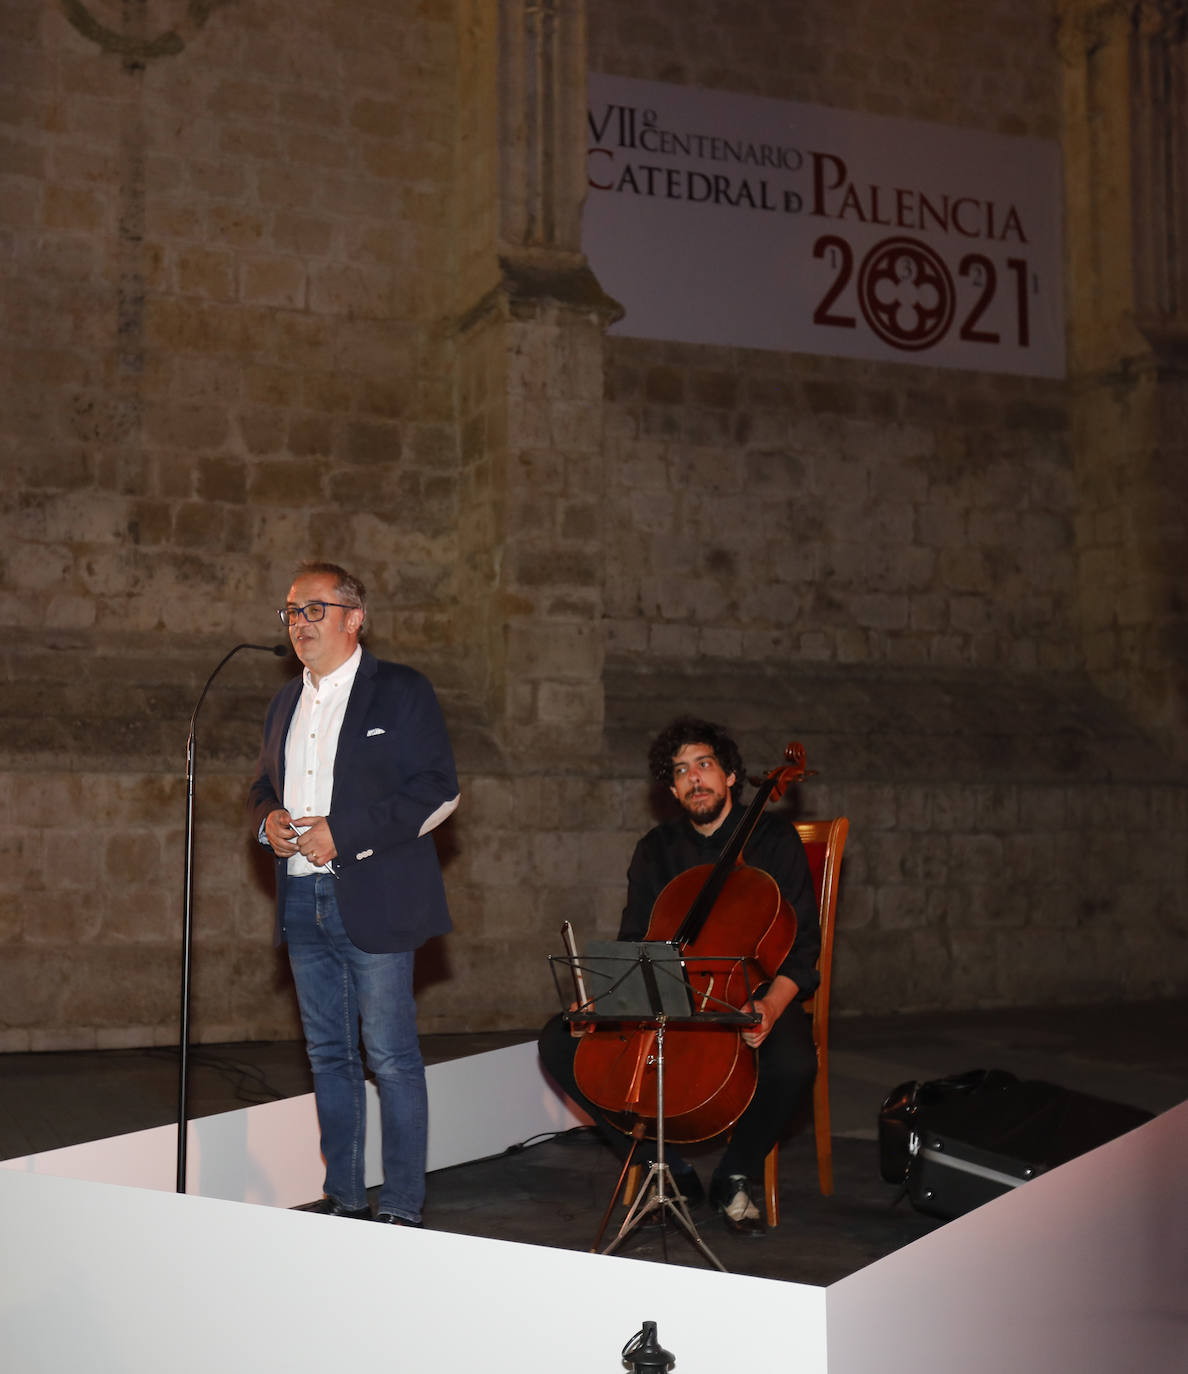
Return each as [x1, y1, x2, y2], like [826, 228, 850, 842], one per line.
[552, 943, 761, 1273]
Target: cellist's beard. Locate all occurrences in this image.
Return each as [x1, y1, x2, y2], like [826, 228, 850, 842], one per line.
[683, 790, 727, 825]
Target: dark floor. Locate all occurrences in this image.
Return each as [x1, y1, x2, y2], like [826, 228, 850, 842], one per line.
[3, 1001, 1186, 1284]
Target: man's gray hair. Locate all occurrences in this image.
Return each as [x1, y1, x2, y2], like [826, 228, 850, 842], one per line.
[295, 560, 367, 629]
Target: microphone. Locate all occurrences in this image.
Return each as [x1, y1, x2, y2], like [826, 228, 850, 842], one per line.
[189, 643, 288, 731]
[177, 637, 289, 1194]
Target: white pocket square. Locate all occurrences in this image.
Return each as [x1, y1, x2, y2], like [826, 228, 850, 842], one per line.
[366, 727, 385, 737]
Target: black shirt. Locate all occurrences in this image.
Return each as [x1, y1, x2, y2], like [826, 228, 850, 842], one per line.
[618, 803, 821, 999]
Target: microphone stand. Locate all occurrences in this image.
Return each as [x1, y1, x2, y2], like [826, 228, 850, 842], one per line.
[177, 642, 287, 1194]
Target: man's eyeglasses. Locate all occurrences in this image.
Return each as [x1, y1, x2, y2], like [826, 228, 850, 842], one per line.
[277, 601, 357, 626]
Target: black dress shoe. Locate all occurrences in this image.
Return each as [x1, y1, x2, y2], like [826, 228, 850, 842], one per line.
[373, 1212, 424, 1228]
[305, 1196, 372, 1220]
[709, 1173, 765, 1237]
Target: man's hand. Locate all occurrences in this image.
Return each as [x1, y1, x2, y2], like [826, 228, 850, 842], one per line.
[741, 974, 799, 1050]
[290, 814, 338, 868]
[264, 809, 299, 856]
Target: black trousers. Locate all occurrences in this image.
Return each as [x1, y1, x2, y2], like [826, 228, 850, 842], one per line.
[537, 1001, 817, 1182]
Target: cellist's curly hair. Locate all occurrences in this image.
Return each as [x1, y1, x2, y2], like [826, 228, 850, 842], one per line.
[647, 717, 746, 801]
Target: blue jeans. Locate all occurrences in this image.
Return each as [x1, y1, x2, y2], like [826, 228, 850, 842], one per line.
[284, 875, 427, 1221]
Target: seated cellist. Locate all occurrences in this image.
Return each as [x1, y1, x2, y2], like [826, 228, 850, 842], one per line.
[537, 716, 820, 1237]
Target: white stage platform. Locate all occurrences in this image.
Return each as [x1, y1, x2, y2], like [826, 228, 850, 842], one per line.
[2, 1042, 1185, 1372]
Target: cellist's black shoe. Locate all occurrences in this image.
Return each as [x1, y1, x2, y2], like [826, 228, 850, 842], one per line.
[303, 1196, 372, 1219]
[709, 1173, 766, 1237]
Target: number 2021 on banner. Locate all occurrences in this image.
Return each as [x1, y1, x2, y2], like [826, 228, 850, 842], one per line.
[811, 233, 1038, 356]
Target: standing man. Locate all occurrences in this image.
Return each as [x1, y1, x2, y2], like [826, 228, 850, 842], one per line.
[538, 716, 819, 1236]
[249, 561, 459, 1227]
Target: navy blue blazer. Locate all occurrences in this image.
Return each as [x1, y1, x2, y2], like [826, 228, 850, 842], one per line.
[247, 649, 459, 954]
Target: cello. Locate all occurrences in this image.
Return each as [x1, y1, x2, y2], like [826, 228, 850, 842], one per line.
[572, 742, 812, 1143]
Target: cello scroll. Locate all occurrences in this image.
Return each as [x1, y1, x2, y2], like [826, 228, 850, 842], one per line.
[753, 741, 814, 807]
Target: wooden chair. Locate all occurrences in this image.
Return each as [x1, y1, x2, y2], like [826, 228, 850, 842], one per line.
[623, 815, 849, 1227]
[763, 815, 849, 1224]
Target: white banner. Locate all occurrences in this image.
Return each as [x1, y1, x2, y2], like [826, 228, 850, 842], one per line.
[584, 74, 1064, 378]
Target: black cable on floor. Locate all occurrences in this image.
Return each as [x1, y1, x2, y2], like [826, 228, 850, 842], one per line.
[430, 1124, 598, 1174]
[143, 1045, 294, 1106]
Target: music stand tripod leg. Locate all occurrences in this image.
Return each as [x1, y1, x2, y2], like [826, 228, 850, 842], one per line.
[600, 1020, 728, 1273]
[603, 1158, 666, 1252]
[658, 1184, 728, 1273]
[602, 1160, 726, 1272]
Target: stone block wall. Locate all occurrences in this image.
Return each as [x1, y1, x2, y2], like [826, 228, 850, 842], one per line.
[0, 0, 470, 1050]
[803, 775, 1188, 1014]
[602, 345, 1077, 675]
[0, 762, 293, 1050]
[1, 0, 464, 654]
[1, 0, 1185, 1051]
[585, 0, 1060, 137]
